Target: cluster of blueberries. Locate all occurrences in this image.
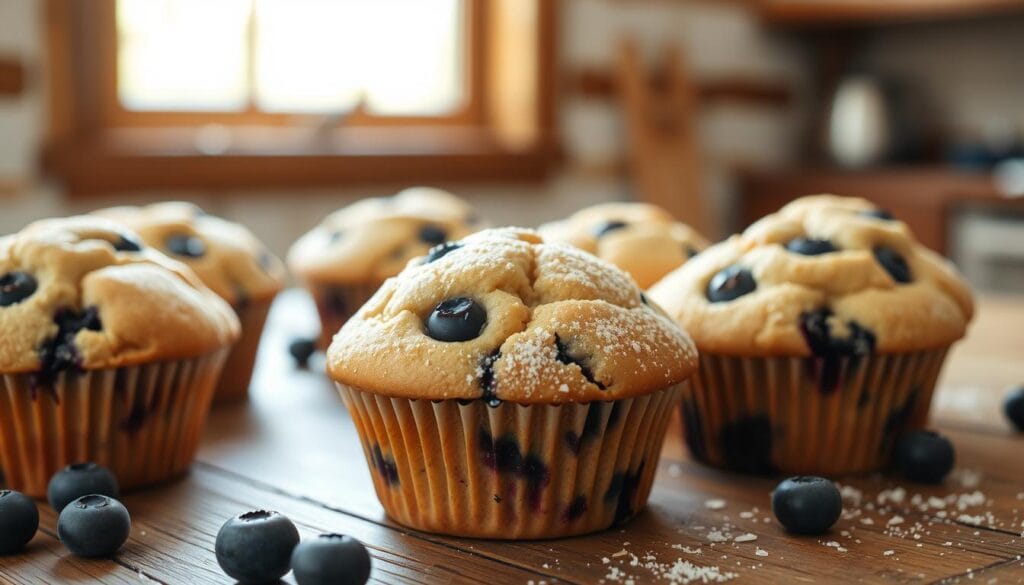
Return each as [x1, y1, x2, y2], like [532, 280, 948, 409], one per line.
[0, 462, 372, 585]
[216, 510, 371, 585]
[0, 463, 129, 558]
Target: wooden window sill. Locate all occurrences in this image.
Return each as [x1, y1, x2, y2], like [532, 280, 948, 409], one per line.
[44, 126, 560, 196]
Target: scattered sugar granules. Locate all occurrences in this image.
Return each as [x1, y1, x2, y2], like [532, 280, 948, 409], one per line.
[704, 499, 727, 510]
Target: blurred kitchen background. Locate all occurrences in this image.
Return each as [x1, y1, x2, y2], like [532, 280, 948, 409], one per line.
[1, 0, 1023, 292]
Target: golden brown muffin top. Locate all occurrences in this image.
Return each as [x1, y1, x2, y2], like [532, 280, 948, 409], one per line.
[649, 195, 974, 357]
[287, 187, 481, 285]
[327, 228, 697, 403]
[539, 202, 710, 289]
[0, 216, 240, 375]
[94, 202, 286, 306]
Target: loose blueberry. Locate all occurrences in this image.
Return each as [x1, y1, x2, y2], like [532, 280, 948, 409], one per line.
[165, 234, 206, 258]
[47, 462, 120, 513]
[1005, 387, 1024, 431]
[418, 225, 447, 246]
[894, 430, 955, 484]
[771, 476, 842, 535]
[424, 241, 462, 263]
[291, 533, 372, 585]
[860, 208, 895, 221]
[0, 272, 38, 307]
[426, 297, 487, 342]
[113, 235, 143, 252]
[593, 220, 627, 238]
[785, 238, 838, 256]
[289, 337, 317, 368]
[706, 266, 756, 303]
[215, 510, 299, 584]
[57, 495, 131, 558]
[0, 490, 38, 554]
[874, 246, 912, 283]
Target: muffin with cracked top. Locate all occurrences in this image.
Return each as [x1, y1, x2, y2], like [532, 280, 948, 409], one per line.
[288, 187, 482, 347]
[649, 194, 974, 475]
[0, 216, 239, 497]
[328, 227, 697, 538]
[539, 202, 709, 289]
[95, 202, 285, 402]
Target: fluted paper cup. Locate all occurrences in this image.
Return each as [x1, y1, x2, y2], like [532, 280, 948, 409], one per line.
[680, 349, 949, 476]
[213, 298, 274, 404]
[337, 383, 684, 539]
[0, 349, 229, 497]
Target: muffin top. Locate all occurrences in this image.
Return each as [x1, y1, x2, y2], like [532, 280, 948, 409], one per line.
[649, 194, 974, 357]
[0, 216, 240, 376]
[94, 202, 286, 306]
[327, 228, 697, 403]
[288, 187, 481, 285]
[539, 202, 710, 288]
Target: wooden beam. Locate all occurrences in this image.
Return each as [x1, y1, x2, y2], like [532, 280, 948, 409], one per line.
[566, 67, 792, 107]
[758, 0, 1024, 27]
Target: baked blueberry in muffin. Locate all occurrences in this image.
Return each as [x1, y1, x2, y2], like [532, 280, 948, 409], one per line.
[539, 202, 710, 289]
[328, 227, 696, 538]
[650, 194, 973, 475]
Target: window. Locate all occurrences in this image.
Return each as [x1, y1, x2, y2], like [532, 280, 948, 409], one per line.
[116, 0, 467, 118]
[43, 0, 558, 194]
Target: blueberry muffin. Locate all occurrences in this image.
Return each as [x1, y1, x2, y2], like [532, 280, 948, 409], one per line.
[288, 187, 482, 347]
[539, 202, 710, 289]
[95, 202, 285, 402]
[0, 216, 239, 496]
[649, 194, 974, 475]
[327, 227, 696, 538]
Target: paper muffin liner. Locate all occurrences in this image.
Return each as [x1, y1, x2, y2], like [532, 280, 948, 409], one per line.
[0, 349, 229, 498]
[213, 298, 275, 403]
[336, 383, 683, 539]
[309, 281, 384, 348]
[680, 348, 950, 476]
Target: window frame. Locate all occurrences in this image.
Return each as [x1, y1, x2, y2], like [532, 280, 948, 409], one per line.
[43, 0, 559, 196]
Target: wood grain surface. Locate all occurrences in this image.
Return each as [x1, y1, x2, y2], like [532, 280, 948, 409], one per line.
[2, 290, 1023, 584]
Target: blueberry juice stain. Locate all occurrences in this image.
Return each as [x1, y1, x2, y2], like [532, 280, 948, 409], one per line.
[799, 308, 876, 394]
[478, 428, 550, 510]
[31, 307, 103, 399]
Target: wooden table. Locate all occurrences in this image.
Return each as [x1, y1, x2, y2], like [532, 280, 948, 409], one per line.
[4, 290, 1024, 584]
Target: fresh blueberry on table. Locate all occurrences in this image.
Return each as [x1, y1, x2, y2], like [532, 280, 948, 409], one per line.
[706, 265, 756, 303]
[215, 510, 299, 584]
[291, 533, 372, 585]
[48, 462, 120, 513]
[0, 272, 38, 307]
[426, 297, 487, 342]
[57, 495, 131, 558]
[1005, 387, 1024, 432]
[785, 238, 838, 256]
[593, 220, 627, 238]
[289, 337, 317, 368]
[165, 234, 207, 258]
[771, 476, 842, 535]
[894, 430, 955, 484]
[0, 490, 38, 555]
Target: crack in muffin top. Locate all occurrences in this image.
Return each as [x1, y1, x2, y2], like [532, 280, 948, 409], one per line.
[0, 216, 240, 373]
[327, 228, 697, 403]
[540, 203, 710, 289]
[288, 187, 483, 285]
[649, 194, 974, 356]
[94, 202, 286, 306]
